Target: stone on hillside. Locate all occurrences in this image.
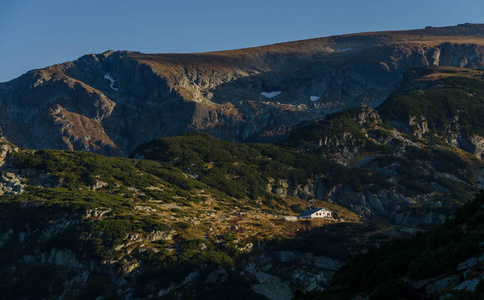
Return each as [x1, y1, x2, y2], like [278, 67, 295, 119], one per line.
[147, 231, 174, 242]
[85, 208, 112, 218]
[205, 268, 228, 283]
[456, 278, 480, 291]
[457, 257, 479, 271]
[424, 275, 460, 298]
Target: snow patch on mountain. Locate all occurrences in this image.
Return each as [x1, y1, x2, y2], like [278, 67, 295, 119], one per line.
[104, 74, 118, 91]
[261, 91, 281, 98]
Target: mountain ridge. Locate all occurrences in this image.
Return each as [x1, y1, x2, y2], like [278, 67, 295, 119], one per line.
[1, 24, 484, 156]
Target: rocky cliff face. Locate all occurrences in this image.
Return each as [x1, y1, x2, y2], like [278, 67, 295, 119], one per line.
[266, 170, 456, 227]
[1, 24, 484, 155]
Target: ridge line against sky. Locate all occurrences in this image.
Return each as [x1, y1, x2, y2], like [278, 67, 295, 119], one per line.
[1, 0, 483, 83]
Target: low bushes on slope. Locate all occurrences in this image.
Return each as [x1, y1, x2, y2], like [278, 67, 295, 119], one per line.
[320, 191, 484, 299]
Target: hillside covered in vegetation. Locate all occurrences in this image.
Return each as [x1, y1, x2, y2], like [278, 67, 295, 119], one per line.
[321, 191, 484, 299]
[0, 140, 369, 299]
[0, 66, 483, 299]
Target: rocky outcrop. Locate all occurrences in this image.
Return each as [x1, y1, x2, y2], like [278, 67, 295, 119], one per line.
[0, 141, 18, 167]
[266, 175, 451, 226]
[408, 254, 484, 298]
[250, 269, 294, 300]
[469, 135, 484, 159]
[146, 230, 175, 242]
[409, 116, 430, 138]
[357, 104, 381, 124]
[0, 144, 26, 195]
[239, 248, 343, 296]
[0, 171, 26, 195]
[276, 251, 341, 270]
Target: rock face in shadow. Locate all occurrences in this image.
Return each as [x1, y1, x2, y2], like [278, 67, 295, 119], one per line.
[1, 24, 484, 155]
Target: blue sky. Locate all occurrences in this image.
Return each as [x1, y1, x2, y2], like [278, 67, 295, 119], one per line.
[1, 0, 483, 82]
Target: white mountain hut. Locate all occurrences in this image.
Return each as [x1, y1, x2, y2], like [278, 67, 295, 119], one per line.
[297, 207, 332, 219]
